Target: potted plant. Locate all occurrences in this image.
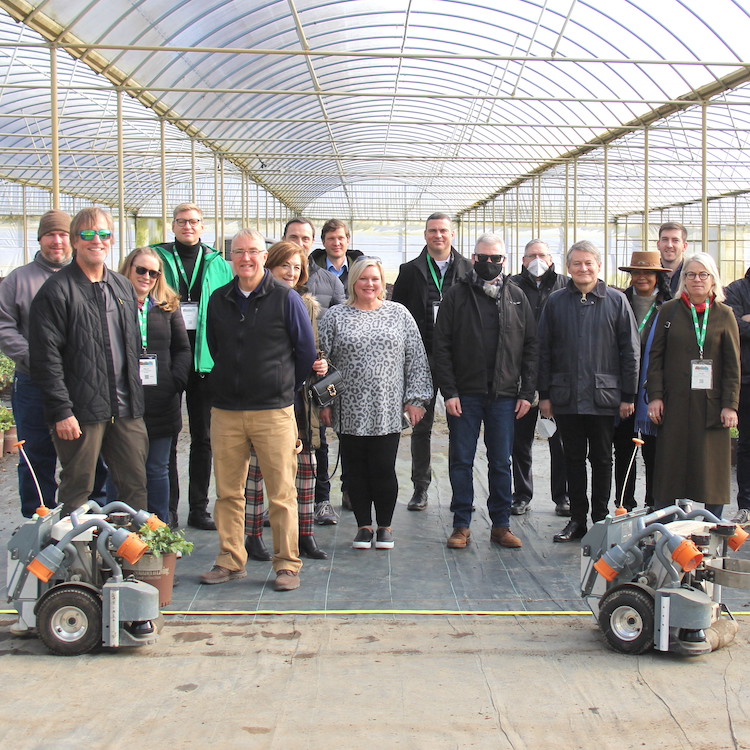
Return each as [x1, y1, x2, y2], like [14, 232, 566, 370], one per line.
[0, 352, 14, 395]
[121, 524, 194, 607]
[0, 404, 17, 453]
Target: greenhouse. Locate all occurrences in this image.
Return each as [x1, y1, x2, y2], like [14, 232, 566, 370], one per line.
[0, 0, 749, 280]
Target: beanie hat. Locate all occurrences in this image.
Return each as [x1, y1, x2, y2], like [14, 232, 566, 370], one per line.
[37, 210, 71, 241]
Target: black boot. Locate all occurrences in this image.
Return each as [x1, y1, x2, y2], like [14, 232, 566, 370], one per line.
[553, 520, 587, 543]
[245, 535, 272, 561]
[300, 535, 328, 560]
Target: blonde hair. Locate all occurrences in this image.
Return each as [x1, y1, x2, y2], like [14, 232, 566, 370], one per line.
[119, 247, 181, 312]
[346, 257, 386, 306]
[677, 252, 725, 303]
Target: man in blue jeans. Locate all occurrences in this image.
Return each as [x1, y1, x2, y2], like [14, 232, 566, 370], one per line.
[0, 211, 73, 516]
[433, 233, 538, 549]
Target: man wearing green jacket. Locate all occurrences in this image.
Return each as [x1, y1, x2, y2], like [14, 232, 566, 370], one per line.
[153, 203, 233, 530]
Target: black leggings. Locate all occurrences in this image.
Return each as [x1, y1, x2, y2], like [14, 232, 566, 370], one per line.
[338, 432, 401, 528]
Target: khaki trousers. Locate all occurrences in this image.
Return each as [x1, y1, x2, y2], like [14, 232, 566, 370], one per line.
[211, 406, 301, 573]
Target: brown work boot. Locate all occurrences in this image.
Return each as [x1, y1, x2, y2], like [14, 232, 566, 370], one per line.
[490, 527, 523, 548]
[447, 527, 471, 548]
[199, 565, 247, 585]
[274, 569, 301, 591]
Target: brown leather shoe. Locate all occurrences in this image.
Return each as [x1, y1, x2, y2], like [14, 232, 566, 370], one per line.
[274, 569, 301, 591]
[447, 527, 471, 548]
[199, 565, 247, 585]
[490, 527, 523, 548]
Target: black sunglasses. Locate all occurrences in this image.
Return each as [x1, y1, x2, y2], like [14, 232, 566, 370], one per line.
[134, 265, 161, 280]
[475, 253, 505, 264]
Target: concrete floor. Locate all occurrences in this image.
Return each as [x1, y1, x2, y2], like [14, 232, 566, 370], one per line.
[2, 414, 750, 748]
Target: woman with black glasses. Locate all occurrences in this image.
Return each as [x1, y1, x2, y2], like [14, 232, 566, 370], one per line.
[118, 247, 191, 522]
[647, 252, 740, 516]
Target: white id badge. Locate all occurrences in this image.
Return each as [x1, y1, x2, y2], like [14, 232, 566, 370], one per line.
[139, 354, 158, 386]
[181, 302, 199, 331]
[432, 301, 441, 323]
[691, 359, 713, 390]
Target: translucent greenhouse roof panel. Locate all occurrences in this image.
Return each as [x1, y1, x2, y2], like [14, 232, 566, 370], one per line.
[2, 0, 750, 221]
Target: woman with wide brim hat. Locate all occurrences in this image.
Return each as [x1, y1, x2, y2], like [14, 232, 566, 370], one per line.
[613, 251, 672, 511]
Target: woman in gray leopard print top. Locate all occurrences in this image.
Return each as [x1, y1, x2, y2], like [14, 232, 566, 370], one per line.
[319, 257, 433, 550]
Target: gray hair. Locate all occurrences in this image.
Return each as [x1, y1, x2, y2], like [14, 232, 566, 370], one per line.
[566, 240, 601, 266]
[474, 233, 506, 254]
[524, 239, 550, 256]
[677, 251, 725, 302]
[231, 228, 266, 248]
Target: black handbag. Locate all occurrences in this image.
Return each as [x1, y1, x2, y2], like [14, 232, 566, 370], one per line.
[307, 362, 346, 408]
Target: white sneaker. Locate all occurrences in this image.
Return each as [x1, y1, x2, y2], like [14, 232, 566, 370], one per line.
[731, 508, 750, 524]
[314, 501, 338, 525]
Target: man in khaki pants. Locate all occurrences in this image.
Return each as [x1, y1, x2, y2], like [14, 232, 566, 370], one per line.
[200, 229, 316, 591]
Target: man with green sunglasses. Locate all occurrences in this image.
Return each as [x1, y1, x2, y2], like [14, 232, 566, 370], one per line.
[29, 207, 148, 516]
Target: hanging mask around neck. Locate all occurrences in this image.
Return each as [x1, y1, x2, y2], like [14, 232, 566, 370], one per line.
[475, 261, 503, 281]
[527, 258, 549, 278]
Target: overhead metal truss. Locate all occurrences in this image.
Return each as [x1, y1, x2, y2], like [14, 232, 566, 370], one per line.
[0, 0, 749, 266]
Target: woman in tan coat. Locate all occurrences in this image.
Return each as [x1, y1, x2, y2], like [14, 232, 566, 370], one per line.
[647, 252, 740, 515]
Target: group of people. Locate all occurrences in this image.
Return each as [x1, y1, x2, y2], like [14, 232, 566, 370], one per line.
[0, 207, 747, 594]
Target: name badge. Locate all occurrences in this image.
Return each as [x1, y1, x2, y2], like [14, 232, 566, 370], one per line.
[691, 359, 713, 390]
[432, 301, 441, 323]
[181, 302, 199, 331]
[139, 354, 158, 386]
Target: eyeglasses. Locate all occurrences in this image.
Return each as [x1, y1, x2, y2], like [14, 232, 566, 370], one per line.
[174, 218, 201, 227]
[476, 254, 505, 264]
[685, 271, 711, 280]
[134, 265, 161, 280]
[79, 229, 112, 241]
[231, 249, 265, 258]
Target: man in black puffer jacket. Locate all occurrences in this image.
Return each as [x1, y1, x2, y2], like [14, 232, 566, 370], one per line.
[29, 207, 148, 515]
[433, 233, 537, 551]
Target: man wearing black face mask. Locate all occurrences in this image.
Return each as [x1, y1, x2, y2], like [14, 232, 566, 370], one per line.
[433, 234, 538, 550]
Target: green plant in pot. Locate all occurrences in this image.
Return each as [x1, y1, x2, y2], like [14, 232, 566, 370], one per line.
[0, 404, 15, 432]
[137, 522, 194, 558]
[0, 353, 15, 389]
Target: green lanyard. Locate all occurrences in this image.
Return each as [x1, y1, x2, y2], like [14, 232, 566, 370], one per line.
[172, 247, 203, 301]
[137, 301, 149, 350]
[427, 256, 445, 299]
[637, 302, 657, 334]
[689, 301, 710, 358]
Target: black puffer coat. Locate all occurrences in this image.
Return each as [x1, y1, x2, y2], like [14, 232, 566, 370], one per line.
[29, 262, 145, 425]
[141, 301, 191, 438]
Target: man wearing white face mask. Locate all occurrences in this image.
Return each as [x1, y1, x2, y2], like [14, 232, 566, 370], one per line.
[509, 240, 569, 517]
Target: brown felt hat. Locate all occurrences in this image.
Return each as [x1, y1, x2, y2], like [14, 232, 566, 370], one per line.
[618, 251, 664, 273]
[37, 210, 71, 241]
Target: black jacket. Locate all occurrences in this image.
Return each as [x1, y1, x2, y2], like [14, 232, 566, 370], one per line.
[433, 273, 538, 402]
[538, 279, 640, 416]
[509, 265, 568, 321]
[206, 272, 317, 411]
[724, 267, 750, 384]
[29, 262, 145, 425]
[141, 302, 191, 437]
[391, 247, 473, 356]
[309, 247, 364, 290]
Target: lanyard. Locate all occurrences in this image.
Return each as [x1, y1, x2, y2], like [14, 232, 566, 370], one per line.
[689, 301, 709, 358]
[637, 302, 657, 334]
[172, 247, 203, 301]
[137, 301, 149, 349]
[427, 256, 445, 299]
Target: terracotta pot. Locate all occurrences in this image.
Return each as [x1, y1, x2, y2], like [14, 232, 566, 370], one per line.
[122, 551, 176, 607]
[3, 426, 18, 454]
